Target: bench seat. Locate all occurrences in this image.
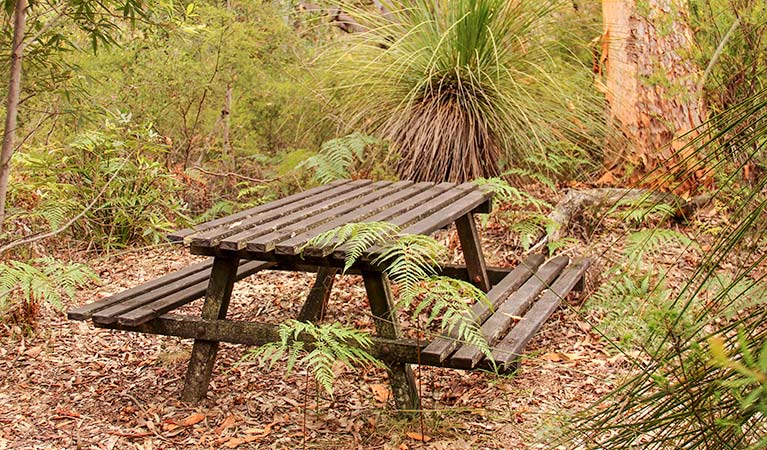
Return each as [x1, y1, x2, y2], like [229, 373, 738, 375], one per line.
[421, 255, 590, 372]
[68, 259, 274, 326]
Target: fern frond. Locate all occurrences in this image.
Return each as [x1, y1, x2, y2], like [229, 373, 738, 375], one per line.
[474, 177, 552, 211]
[624, 229, 697, 268]
[298, 133, 381, 184]
[303, 222, 401, 272]
[242, 319, 381, 396]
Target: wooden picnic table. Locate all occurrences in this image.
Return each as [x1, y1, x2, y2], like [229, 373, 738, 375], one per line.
[69, 179, 589, 412]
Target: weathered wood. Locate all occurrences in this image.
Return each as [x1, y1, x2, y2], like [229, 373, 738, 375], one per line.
[449, 256, 569, 369]
[94, 314, 532, 373]
[168, 180, 348, 243]
[297, 266, 337, 322]
[212, 180, 375, 250]
[454, 214, 490, 292]
[330, 182, 457, 260]
[490, 258, 590, 370]
[114, 260, 274, 326]
[362, 271, 418, 413]
[285, 181, 434, 257]
[247, 180, 399, 253]
[67, 259, 214, 321]
[421, 254, 546, 363]
[338, 183, 478, 261]
[181, 256, 239, 402]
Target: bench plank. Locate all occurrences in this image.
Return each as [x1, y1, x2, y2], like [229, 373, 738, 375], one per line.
[490, 258, 590, 370]
[115, 260, 275, 326]
[449, 255, 569, 369]
[420, 254, 546, 363]
[67, 259, 214, 321]
[91, 260, 274, 325]
[168, 180, 349, 243]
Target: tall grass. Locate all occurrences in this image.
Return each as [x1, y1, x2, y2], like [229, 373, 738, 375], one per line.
[324, 0, 610, 182]
[563, 89, 767, 449]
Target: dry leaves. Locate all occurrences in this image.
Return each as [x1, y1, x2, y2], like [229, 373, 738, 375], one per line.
[370, 383, 391, 403]
[406, 431, 432, 442]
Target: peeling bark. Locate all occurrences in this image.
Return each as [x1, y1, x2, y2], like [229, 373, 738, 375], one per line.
[601, 0, 706, 176]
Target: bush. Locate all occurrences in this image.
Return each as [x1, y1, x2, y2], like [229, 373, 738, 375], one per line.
[9, 116, 190, 251]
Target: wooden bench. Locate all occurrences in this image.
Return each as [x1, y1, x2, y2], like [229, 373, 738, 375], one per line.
[68, 179, 590, 411]
[68, 259, 274, 326]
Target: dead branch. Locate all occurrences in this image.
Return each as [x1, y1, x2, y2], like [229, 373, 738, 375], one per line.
[528, 188, 713, 254]
[190, 166, 274, 184]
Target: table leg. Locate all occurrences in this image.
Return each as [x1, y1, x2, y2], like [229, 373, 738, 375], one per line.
[362, 271, 418, 414]
[455, 214, 491, 292]
[181, 256, 239, 402]
[297, 267, 338, 322]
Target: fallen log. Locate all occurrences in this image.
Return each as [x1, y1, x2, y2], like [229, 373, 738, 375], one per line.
[528, 188, 712, 254]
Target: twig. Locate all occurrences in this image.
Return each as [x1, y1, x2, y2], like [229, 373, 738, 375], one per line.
[190, 165, 275, 184]
[0, 155, 131, 255]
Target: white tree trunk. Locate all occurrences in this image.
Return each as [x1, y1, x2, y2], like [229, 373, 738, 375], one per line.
[0, 0, 28, 223]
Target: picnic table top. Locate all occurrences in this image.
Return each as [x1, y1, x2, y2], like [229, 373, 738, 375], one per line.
[168, 179, 493, 264]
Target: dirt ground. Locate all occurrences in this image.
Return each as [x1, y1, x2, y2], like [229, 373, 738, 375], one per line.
[1, 222, 639, 449]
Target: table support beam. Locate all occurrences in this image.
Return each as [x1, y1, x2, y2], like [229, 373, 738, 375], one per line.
[455, 214, 491, 292]
[297, 267, 337, 322]
[362, 271, 419, 414]
[181, 256, 239, 402]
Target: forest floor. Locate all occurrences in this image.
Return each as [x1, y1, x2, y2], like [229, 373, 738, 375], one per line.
[0, 202, 715, 450]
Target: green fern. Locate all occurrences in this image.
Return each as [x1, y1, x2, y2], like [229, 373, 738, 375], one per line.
[303, 222, 401, 272]
[474, 177, 552, 211]
[304, 222, 493, 361]
[299, 133, 381, 184]
[624, 228, 697, 268]
[245, 320, 383, 395]
[0, 258, 99, 320]
[612, 197, 677, 226]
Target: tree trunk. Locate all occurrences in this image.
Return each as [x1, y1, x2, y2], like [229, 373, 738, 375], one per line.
[0, 0, 28, 224]
[601, 0, 706, 180]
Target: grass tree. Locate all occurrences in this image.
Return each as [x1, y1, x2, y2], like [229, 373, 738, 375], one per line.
[325, 0, 609, 182]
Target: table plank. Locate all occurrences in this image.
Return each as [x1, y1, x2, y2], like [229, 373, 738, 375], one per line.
[245, 180, 402, 253]
[168, 180, 349, 243]
[191, 180, 372, 248]
[331, 182, 475, 261]
[280, 181, 434, 257]
[214, 179, 378, 251]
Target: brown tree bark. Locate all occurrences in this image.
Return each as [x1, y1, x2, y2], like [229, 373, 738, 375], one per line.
[600, 0, 706, 182]
[0, 0, 28, 224]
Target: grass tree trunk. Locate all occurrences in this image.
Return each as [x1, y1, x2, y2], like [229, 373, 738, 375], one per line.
[602, 0, 706, 184]
[0, 0, 27, 224]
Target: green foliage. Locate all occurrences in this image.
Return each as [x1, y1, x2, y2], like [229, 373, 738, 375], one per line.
[299, 132, 390, 184]
[562, 90, 767, 450]
[0, 257, 98, 326]
[304, 222, 493, 358]
[475, 176, 559, 251]
[325, 0, 609, 182]
[586, 228, 696, 350]
[9, 117, 190, 250]
[245, 319, 383, 395]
